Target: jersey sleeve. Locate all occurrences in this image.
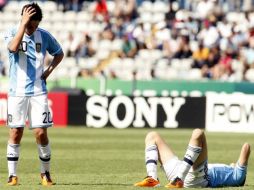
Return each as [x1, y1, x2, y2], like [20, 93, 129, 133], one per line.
[3, 28, 16, 48]
[46, 32, 63, 56]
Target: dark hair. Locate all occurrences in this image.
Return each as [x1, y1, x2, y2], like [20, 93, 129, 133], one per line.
[21, 2, 43, 21]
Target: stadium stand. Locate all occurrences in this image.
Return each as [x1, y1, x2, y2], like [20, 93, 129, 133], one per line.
[1, 0, 254, 82]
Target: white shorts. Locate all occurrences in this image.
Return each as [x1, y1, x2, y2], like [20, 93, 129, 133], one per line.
[163, 156, 209, 188]
[7, 94, 53, 128]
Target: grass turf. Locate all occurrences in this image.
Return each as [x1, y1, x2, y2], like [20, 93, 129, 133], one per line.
[0, 126, 253, 190]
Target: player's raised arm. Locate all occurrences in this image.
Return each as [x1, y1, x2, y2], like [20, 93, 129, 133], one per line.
[8, 6, 36, 52]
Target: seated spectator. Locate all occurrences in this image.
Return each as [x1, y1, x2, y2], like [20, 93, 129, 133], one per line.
[0, 0, 7, 11]
[101, 24, 115, 41]
[198, 20, 219, 48]
[162, 28, 179, 58]
[173, 35, 192, 59]
[63, 32, 80, 57]
[206, 45, 220, 68]
[165, 2, 176, 29]
[114, 0, 138, 21]
[120, 34, 138, 58]
[56, 0, 83, 12]
[192, 42, 210, 68]
[211, 50, 233, 80]
[201, 46, 221, 78]
[196, 0, 215, 19]
[93, 0, 109, 22]
[76, 34, 96, 58]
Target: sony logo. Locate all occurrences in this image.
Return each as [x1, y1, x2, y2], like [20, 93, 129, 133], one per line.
[86, 95, 186, 129]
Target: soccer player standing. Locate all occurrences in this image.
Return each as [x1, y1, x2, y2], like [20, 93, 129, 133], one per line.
[3, 3, 64, 186]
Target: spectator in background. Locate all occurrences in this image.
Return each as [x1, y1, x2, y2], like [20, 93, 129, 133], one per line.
[212, 50, 233, 80]
[114, 0, 138, 21]
[196, 0, 215, 19]
[63, 32, 80, 57]
[206, 45, 221, 68]
[56, 0, 83, 12]
[93, 0, 109, 22]
[198, 20, 219, 48]
[165, 2, 176, 29]
[0, 0, 6, 11]
[133, 21, 147, 50]
[101, 24, 115, 41]
[120, 33, 137, 58]
[56, 0, 69, 12]
[242, 43, 254, 67]
[76, 33, 95, 58]
[112, 17, 126, 38]
[192, 42, 210, 69]
[173, 35, 192, 59]
[202, 45, 221, 78]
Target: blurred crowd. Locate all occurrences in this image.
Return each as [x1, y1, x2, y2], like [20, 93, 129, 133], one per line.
[1, 0, 254, 82]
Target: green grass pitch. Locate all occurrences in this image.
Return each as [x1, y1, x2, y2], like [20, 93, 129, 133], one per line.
[0, 126, 253, 190]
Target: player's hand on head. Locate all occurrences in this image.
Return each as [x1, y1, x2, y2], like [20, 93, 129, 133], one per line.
[21, 6, 36, 26]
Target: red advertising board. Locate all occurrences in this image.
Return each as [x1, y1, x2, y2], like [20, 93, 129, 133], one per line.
[0, 93, 7, 125]
[48, 92, 68, 127]
[0, 93, 68, 127]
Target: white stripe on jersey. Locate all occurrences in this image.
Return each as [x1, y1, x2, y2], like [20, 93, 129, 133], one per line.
[34, 31, 44, 94]
[17, 50, 27, 96]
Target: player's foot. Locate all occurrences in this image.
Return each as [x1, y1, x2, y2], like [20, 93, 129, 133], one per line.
[41, 171, 54, 186]
[165, 177, 183, 188]
[134, 176, 160, 187]
[7, 175, 18, 186]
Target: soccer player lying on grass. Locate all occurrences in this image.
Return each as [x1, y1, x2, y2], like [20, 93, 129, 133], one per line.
[134, 129, 251, 188]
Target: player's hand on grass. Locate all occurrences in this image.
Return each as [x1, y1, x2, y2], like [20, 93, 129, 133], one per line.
[21, 6, 36, 26]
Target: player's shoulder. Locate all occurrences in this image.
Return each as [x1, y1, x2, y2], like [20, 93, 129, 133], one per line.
[37, 28, 52, 36]
[4, 26, 17, 36]
[37, 27, 55, 39]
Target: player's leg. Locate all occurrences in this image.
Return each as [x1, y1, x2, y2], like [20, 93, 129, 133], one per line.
[33, 128, 52, 186]
[29, 94, 53, 186]
[232, 143, 251, 186]
[167, 128, 207, 188]
[238, 143, 251, 167]
[145, 131, 176, 167]
[6, 96, 28, 185]
[134, 131, 176, 187]
[188, 128, 208, 169]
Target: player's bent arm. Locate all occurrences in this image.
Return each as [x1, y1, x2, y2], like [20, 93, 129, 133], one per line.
[41, 52, 64, 80]
[8, 7, 36, 52]
[8, 24, 26, 53]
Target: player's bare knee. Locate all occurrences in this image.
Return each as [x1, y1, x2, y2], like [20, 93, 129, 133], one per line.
[242, 143, 251, 154]
[35, 130, 48, 142]
[145, 131, 160, 144]
[191, 128, 204, 140]
[10, 129, 23, 143]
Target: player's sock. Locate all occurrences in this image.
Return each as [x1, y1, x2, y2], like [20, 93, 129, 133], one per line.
[38, 144, 51, 173]
[145, 144, 158, 180]
[176, 144, 202, 180]
[7, 143, 20, 177]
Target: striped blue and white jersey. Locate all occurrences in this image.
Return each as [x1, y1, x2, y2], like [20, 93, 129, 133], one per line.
[4, 27, 63, 96]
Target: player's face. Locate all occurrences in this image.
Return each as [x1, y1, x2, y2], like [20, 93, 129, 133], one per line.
[26, 20, 40, 36]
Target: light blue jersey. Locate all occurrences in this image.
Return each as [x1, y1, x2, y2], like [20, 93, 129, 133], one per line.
[4, 26, 62, 96]
[208, 163, 247, 187]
